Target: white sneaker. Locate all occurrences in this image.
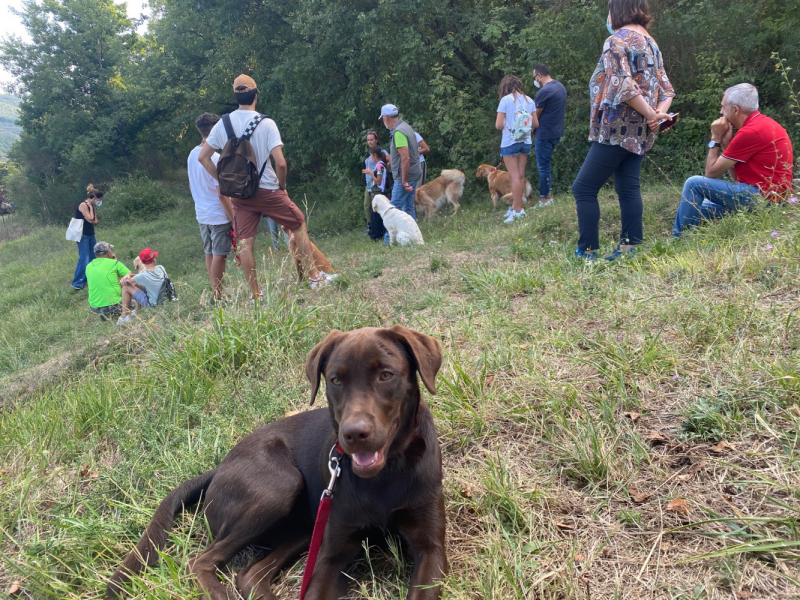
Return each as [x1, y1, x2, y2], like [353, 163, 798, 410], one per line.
[504, 207, 514, 218]
[310, 272, 338, 290]
[536, 198, 554, 208]
[116, 314, 131, 326]
[504, 209, 526, 224]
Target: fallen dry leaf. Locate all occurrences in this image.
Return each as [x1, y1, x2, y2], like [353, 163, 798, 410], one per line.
[79, 466, 89, 478]
[666, 498, 689, 512]
[735, 592, 753, 599]
[460, 486, 473, 499]
[0, 469, 7, 475]
[573, 554, 585, 562]
[601, 546, 614, 557]
[8, 582, 21, 595]
[677, 474, 693, 482]
[485, 375, 495, 388]
[710, 440, 733, 453]
[645, 431, 670, 444]
[89, 472, 99, 479]
[688, 461, 707, 474]
[555, 521, 575, 531]
[624, 412, 641, 422]
[628, 488, 651, 503]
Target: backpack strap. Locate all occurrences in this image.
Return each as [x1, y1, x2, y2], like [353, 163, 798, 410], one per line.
[222, 114, 236, 141]
[242, 114, 271, 141]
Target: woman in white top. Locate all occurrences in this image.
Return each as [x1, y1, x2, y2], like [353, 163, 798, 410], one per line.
[495, 75, 539, 223]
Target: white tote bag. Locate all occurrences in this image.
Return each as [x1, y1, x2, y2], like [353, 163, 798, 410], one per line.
[66, 217, 84, 242]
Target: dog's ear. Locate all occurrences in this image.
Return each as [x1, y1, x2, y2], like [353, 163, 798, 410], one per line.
[383, 325, 442, 394]
[306, 329, 345, 405]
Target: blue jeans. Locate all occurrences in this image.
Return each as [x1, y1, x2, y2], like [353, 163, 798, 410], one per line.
[673, 176, 761, 237]
[384, 179, 418, 243]
[72, 233, 96, 288]
[266, 216, 291, 249]
[535, 137, 560, 198]
[572, 142, 644, 252]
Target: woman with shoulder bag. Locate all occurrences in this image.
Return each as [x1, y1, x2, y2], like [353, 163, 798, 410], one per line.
[71, 184, 103, 290]
[572, 0, 674, 261]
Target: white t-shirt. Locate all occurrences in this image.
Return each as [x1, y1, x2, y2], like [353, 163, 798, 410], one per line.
[187, 146, 229, 225]
[205, 110, 283, 190]
[415, 132, 426, 163]
[497, 93, 536, 148]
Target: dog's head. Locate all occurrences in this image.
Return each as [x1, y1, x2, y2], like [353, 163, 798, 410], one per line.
[306, 326, 442, 478]
[475, 164, 496, 180]
[132, 257, 146, 273]
[371, 194, 390, 216]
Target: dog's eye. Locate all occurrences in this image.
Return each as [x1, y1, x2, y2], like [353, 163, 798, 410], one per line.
[330, 377, 342, 386]
[379, 371, 393, 381]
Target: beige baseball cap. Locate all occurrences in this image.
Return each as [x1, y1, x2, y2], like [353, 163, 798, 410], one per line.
[233, 74, 257, 92]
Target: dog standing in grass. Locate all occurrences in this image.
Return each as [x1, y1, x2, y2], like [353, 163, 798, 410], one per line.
[414, 169, 464, 220]
[475, 164, 532, 208]
[285, 228, 334, 284]
[372, 195, 424, 246]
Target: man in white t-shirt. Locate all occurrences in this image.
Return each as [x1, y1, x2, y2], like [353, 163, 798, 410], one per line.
[189, 112, 234, 302]
[414, 131, 430, 187]
[199, 74, 335, 296]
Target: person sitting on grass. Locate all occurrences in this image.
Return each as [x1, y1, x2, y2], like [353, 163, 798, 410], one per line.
[673, 83, 794, 236]
[118, 248, 168, 324]
[85, 241, 130, 321]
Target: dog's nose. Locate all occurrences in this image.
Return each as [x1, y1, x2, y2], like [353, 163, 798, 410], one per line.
[341, 418, 373, 445]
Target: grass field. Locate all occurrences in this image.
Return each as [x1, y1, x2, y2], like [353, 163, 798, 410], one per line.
[1, 179, 799, 599]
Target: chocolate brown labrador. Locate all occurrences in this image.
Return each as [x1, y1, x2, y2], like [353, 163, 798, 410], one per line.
[107, 325, 448, 600]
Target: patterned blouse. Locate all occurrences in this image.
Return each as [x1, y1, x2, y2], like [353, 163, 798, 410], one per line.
[588, 29, 675, 155]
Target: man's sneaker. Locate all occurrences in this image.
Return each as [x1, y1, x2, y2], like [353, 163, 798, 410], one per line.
[574, 248, 599, 261]
[250, 292, 264, 304]
[504, 207, 514, 218]
[605, 245, 636, 262]
[504, 209, 526, 224]
[310, 272, 338, 290]
[536, 198, 554, 208]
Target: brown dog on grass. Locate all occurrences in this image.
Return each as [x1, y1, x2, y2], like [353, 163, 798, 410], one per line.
[475, 164, 533, 208]
[106, 325, 448, 600]
[286, 228, 333, 283]
[414, 169, 465, 220]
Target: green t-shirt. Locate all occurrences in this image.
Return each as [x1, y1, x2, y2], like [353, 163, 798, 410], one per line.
[86, 257, 131, 308]
[393, 131, 409, 148]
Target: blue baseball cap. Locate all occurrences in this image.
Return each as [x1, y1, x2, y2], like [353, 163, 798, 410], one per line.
[379, 104, 399, 119]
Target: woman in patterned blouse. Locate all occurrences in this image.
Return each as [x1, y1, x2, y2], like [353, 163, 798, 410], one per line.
[572, 0, 674, 260]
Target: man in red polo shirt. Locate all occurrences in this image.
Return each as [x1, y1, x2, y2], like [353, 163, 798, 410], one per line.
[673, 83, 794, 236]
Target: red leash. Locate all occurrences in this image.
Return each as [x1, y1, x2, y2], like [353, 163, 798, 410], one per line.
[230, 229, 242, 267]
[299, 443, 344, 600]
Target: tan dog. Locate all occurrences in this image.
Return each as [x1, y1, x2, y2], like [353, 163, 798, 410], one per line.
[414, 169, 465, 220]
[475, 164, 532, 208]
[286, 229, 333, 283]
[132, 257, 147, 274]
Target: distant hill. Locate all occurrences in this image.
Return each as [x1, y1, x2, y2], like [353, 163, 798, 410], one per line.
[0, 95, 20, 160]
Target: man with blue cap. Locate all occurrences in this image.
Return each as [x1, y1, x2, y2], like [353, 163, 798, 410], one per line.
[379, 104, 421, 242]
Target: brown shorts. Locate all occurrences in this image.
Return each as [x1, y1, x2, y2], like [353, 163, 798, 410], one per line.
[232, 188, 305, 239]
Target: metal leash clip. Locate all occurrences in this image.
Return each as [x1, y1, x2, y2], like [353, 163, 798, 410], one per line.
[324, 444, 342, 498]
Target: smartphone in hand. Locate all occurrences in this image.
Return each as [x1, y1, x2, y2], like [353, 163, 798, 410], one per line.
[659, 113, 679, 132]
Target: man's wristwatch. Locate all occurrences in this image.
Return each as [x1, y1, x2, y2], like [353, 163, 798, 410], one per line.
[278, 184, 286, 190]
[708, 141, 722, 149]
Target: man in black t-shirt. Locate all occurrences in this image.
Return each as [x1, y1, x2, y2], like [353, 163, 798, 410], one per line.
[533, 63, 567, 206]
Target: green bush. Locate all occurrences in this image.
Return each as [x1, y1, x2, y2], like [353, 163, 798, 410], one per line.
[102, 174, 177, 226]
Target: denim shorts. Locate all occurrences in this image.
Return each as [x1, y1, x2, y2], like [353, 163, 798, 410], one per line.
[500, 142, 532, 157]
[133, 289, 151, 308]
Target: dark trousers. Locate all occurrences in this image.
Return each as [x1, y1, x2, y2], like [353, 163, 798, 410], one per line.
[572, 142, 644, 252]
[534, 137, 559, 198]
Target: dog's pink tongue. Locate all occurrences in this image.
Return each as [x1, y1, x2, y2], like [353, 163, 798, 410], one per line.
[353, 452, 378, 468]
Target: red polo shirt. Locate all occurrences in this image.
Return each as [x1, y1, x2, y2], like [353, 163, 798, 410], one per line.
[722, 112, 794, 199]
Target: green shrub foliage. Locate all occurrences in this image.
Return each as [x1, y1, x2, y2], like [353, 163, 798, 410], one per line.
[101, 174, 177, 226]
[1, 0, 799, 221]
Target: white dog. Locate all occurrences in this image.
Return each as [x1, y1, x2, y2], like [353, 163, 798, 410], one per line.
[371, 195, 424, 246]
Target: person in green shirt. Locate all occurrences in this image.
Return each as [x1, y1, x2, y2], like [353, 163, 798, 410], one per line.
[85, 241, 131, 321]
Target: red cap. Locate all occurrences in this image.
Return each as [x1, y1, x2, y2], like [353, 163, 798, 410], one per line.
[139, 248, 159, 264]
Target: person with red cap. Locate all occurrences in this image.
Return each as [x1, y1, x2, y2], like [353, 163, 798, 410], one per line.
[199, 74, 336, 297]
[118, 248, 169, 324]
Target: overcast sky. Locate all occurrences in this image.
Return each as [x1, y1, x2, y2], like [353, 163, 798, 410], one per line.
[0, 0, 151, 86]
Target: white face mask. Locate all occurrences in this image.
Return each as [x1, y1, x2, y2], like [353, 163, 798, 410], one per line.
[95, 200, 102, 207]
[533, 79, 541, 89]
